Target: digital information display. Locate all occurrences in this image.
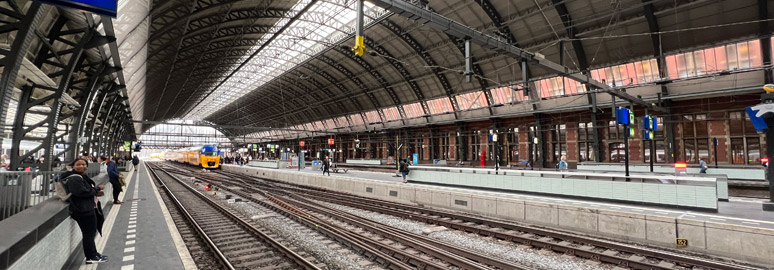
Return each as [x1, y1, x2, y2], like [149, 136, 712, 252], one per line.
[36, 0, 117, 17]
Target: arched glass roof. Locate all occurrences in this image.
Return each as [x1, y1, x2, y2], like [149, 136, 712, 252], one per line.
[185, 0, 387, 120]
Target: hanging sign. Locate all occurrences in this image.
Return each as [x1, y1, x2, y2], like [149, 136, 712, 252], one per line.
[328, 138, 335, 145]
[300, 141, 305, 147]
[36, 0, 118, 17]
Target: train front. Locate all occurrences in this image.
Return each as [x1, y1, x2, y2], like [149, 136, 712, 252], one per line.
[200, 145, 221, 169]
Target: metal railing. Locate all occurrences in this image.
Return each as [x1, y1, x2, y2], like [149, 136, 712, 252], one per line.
[0, 171, 61, 221]
[0, 163, 101, 221]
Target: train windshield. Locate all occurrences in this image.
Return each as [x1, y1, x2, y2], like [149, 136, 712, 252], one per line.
[202, 146, 218, 156]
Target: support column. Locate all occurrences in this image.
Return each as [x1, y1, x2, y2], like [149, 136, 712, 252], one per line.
[535, 114, 546, 168]
[0, 3, 43, 135]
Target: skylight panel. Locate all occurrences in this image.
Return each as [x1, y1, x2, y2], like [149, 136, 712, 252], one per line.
[184, 0, 387, 122]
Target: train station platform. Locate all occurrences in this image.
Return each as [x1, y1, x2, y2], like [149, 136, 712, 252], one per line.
[0, 163, 195, 270]
[75, 162, 196, 270]
[224, 164, 774, 266]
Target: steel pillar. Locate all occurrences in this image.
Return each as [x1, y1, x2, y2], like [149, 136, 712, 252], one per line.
[11, 17, 95, 171]
[0, 2, 43, 138]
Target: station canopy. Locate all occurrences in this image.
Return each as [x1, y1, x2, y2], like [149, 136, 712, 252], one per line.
[115, 0, 771, 138]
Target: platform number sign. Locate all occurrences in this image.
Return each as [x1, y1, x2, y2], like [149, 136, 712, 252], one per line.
[328, 138, 335, 145]
[299, 141, 305, 147]
[675, 238, 689, 247]
[615, 107, 632, 125]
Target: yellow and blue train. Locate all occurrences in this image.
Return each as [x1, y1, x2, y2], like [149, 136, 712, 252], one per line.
[165, 145, 221, 169]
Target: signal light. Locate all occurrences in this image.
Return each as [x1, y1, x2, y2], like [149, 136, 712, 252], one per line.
[674, 162, 687, 169]
[762, 157, 769, 163]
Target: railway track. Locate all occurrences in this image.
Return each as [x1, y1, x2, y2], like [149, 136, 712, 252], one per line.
[147, 163, 321, 270]
[217, 166, 764, 270]
[158, 162, 529, 270]
[156, 162, 764, 269]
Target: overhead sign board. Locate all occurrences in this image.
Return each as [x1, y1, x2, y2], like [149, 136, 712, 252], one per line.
[36, 0, 117, 17]
[328, 138, 335, 145]
[616, 107, 632, 125]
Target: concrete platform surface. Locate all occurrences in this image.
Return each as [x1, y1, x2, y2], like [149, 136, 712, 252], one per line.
[268, 165, 774, 228]
[70, 162, 195, 270]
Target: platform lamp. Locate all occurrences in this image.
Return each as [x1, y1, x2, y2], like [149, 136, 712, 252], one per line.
[747, 83, 774, 211]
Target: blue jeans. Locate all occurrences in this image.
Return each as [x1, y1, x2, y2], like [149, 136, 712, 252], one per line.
[700, 168, 707, 174]
[401, 171, 408, 180]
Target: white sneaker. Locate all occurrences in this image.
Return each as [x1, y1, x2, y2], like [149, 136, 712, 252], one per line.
[85, 255, 108, 264]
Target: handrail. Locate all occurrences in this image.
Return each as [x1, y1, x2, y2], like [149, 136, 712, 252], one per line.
[408, 165, 718, 183]
[579, 162, 765, 170]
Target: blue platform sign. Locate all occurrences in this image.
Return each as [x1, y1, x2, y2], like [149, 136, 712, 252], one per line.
[745, 106, 768, 132]
[36, 0, 117, 17]
[412, 153, 418, 165]
[642, 116, 658, 131]
[615, 107, 632, 125]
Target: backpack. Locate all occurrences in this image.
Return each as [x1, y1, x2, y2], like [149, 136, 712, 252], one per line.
[118, 172, 126, 186]
[399, 163, 407, 172]
[54, 174, 81, 201]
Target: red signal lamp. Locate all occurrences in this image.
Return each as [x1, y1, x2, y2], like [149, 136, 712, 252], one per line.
[762, 157, 769, 163]
[204, 184, 212, 191]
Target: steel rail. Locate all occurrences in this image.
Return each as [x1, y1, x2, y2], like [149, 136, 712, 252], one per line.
[214, 169, 762, 270]
[147, 163, 321, 270]
[146, 164, 235, 270]
[193, 169, 529, 270]
[155, 163, 415, 270]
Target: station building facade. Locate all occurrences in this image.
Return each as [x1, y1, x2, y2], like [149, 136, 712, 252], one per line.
[255, 37, 773, 168]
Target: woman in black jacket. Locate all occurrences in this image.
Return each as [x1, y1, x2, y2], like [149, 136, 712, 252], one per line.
[63, 158, 108, 264]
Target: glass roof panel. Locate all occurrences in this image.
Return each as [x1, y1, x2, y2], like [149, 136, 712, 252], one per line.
[185, 0, 387, 121]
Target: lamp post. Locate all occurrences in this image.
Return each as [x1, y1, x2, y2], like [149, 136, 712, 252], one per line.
[749, 84, 774, 211]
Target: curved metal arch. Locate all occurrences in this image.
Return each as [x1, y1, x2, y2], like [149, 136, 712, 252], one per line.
[227, 64, 366, 128]
[246, 82, 327, 126]
[163, 3, 325, 121]
[331, 46, 404, 118]
[177, 11, 358, 57]
[550, 0, 589, 70]
[218, 53, 383, 126]
[378, 19, 459, 114]
[149, 4, 288, 49]
[475, 0, 518, 45]
[227, 61, 372, 126]
[273, 69, 348, 117]
[363, 37, 428, 115]
[148, 5, 287, 80]
[181, 24, 274, 51]
[216, 80, 329, 128]
[297, 63, 366, 112]
[288, 68, 354, 114]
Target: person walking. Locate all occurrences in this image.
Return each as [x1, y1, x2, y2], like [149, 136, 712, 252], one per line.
[699, 158, 708, 174]
[104, 156, 123, 205]
[62, 158, 108, 264]
[399, 159, 410, 183]
[558, 156, 568, 172]
[132, 155, 140, 172]
[322, 156, 331, 176]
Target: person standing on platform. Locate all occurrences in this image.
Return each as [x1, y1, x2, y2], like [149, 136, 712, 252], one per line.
[132, 155, 140, 172]
[400, 159, 410, 183]
[323, 156, 331, 176]
[104, 156, 123, 205]
[558, 156, 568, 172]
[63, 158, 108, 264]
[699, 159, 708, 174]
